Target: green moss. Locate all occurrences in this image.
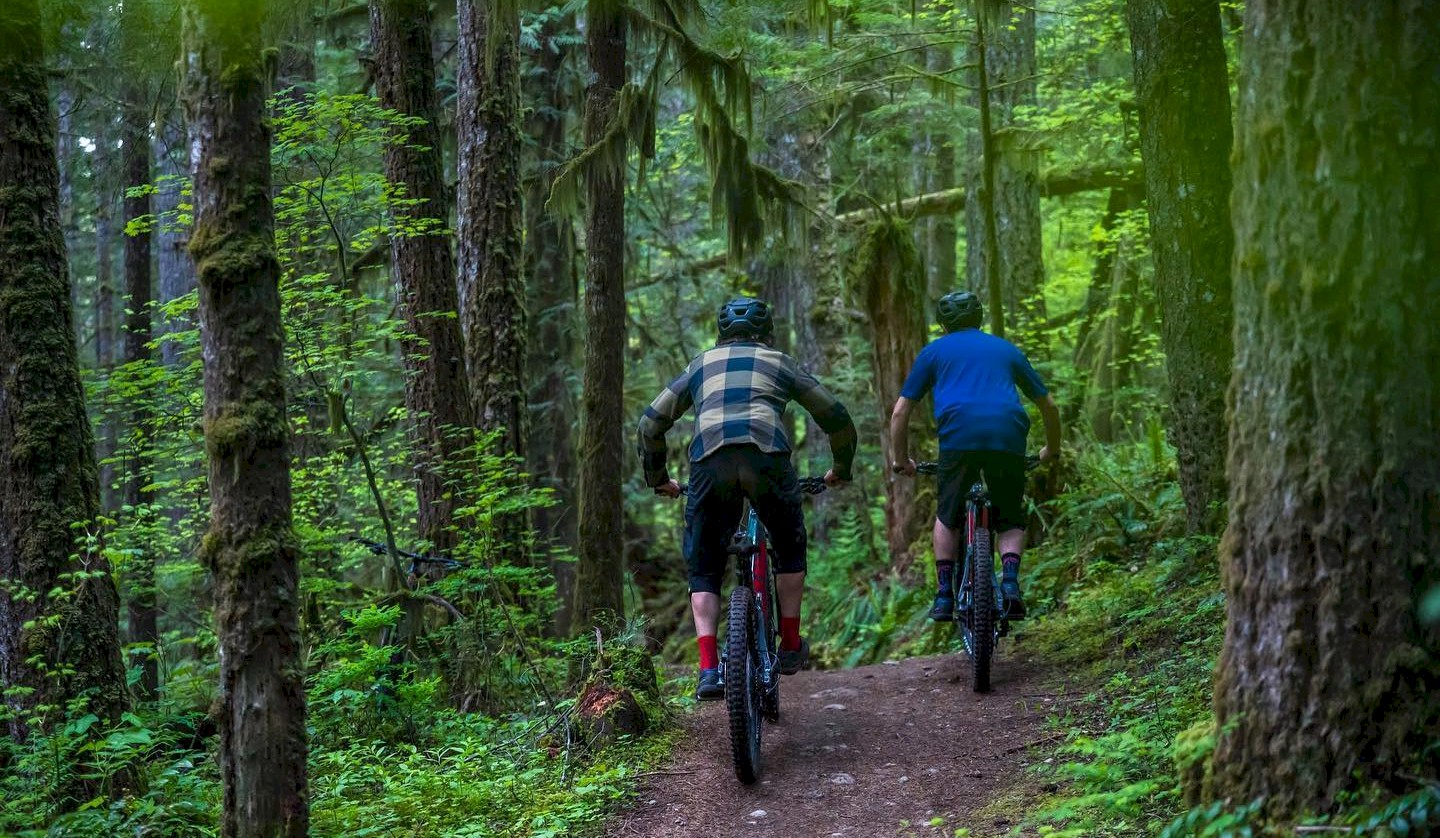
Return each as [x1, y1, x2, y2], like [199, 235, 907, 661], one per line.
[204, 399, 286, 459]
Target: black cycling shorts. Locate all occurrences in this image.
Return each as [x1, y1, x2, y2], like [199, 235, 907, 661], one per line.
[936, 450, 1027, 533]
[683, 445, 808, 595]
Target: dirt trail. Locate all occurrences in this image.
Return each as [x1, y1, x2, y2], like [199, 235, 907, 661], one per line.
[611, 652, 1067, 838]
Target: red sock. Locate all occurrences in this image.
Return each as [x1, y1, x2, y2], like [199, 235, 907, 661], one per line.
[780, 617, 802, 652]
[697, 635, 718, 670]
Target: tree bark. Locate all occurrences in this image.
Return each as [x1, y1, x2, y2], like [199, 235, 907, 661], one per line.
[121, 69, 159, 698]
[0, 0, 131, 768]
[369, 0, 475, 554]
[926, 43, 957, 303]
[183, 1, 308, 833]
[1211, 0, 1440, 819]
[572, 1, 628, 630]
[965, 0, 1044, 342]
[455, 0, 529, 573]
[523, 16, 579, 588]
[95, 116, 120, 511]
[971, 3, 1005, 338]
[155, 119, 197, 369]
[853, 217, 929, 565]
[1126, 0, 1233, 535]
[457, 0, 528, 464]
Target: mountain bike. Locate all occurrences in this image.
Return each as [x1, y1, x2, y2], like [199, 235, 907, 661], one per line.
[907, 456, 1039, 693]
[668, 476, 829, 784]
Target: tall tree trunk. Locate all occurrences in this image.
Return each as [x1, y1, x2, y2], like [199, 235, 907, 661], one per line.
[1125, 0, 1233, 535]
[524, 16, 579, 626]
[1211, 1, 1440, 819]
[155, 119, 197, 369]
[95, 119, 120, 511]
[796, 134, 841, 542]
[0, 0, 130, 769]
[369, 0, 475, 553]
[457, 0, 527, 459]
[989, 2, 1044, 338]
[121, 72, 159, 698]
[572, 1, 628, 629]
[853, 217, 929, 565]
[183, 1, 309, 834]
[970, 3, 1005, 338]
[1069, 186, 1138, 429]
[926, 43, 957, 303]
[965, 1, 1043, 342]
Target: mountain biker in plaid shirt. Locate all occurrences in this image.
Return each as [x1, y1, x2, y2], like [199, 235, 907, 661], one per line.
[639, 297, 858, 701]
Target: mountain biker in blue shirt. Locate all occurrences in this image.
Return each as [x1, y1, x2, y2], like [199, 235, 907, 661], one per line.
[639, 298, 857, 700]
[889, 291, 1061, 621]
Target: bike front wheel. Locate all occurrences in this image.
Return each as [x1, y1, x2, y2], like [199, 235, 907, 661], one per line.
[725, 586, 763, 784]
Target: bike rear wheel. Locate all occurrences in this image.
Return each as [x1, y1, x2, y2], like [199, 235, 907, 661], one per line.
[967, 526, 995, 693]
[726, 586, 763, 784]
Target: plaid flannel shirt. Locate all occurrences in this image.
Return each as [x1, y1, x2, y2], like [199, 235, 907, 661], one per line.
[637, 341, 853, 488]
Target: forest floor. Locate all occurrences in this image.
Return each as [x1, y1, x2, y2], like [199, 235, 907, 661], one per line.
[610, 651, 1074, 838]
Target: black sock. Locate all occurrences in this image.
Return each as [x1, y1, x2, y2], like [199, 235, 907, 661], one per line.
[1001, 553, 1021, 581]
[936, 561, 955, 595]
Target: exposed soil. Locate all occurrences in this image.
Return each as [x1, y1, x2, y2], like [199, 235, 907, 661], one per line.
[611, 651, 1070, 838]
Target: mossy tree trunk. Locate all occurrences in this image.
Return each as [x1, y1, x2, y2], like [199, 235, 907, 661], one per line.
[965, 0, 1044, 343]
[796, 135, 842, 542]
[0, 0, 131, 769]
[183, 1, 308, 833]
[121, 25, 160, 697]
[573, 0, 629, 630]
[854, 217, 930, 566]
[155, 118, 196, 370]
[1125, 0, 1234, 535]
[523, 15, 579, 629]
[926, 41, 958, 304]
[370, 0, 475, 554]
[457, 0, 528, 544]
[1211, 0, 1440, 819]
[967, 2, 1005, 338]
[94, 112, 120, 511]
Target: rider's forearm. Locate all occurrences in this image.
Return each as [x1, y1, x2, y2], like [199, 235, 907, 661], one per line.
[827, 422, 858, 480]
[889, 398, 913, 463]
[890, 414, 909, 463]
[636, 421, 671, 487]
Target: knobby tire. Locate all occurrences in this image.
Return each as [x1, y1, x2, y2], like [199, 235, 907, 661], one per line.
[970, 526, 994, 693]
[726, 586, 762, 784]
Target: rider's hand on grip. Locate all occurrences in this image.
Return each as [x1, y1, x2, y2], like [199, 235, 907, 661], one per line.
[823, 468, 850, 488]
[653, 479, 684, 499]
[892, 458, 918, 477]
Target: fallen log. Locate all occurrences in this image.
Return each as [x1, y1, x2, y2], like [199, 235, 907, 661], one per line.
[647, 163, 1143, 280]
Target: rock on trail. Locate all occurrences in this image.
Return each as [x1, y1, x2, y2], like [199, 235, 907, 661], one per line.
[610, 654, 1062, 838]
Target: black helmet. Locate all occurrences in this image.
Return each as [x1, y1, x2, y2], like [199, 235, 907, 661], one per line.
[717, 297, 774, 340]
[937, 291, 983, 331]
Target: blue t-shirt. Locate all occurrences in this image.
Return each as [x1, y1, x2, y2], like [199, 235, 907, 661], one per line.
[899, 329, 1048, 454]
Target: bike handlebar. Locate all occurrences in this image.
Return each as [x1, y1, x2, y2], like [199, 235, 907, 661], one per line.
[902, 454, 1044, 475]
[349, 536, 466, 570]
[658, 476, 833, 498]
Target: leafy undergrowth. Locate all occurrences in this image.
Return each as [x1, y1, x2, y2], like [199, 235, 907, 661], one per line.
[307, 713, 680, 837]
[2, 625, 686, 838]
